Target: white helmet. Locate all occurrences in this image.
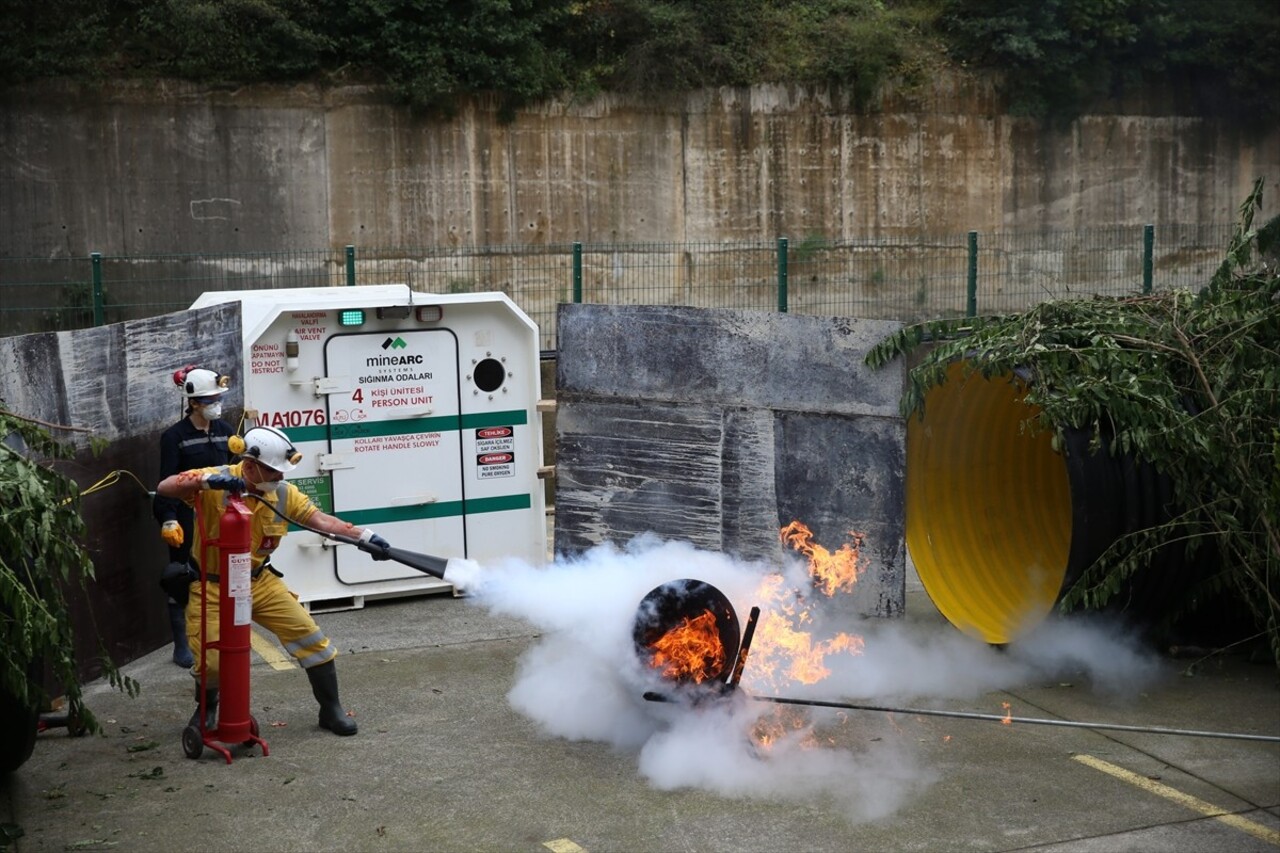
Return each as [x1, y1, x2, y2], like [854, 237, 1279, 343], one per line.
[175, 366, 230, 400]
[238, 426, 301, 473]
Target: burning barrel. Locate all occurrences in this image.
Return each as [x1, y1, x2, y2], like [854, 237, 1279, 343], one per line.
[633, 579, 741, 686]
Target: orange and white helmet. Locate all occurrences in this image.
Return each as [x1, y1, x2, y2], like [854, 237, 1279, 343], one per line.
[174, 366, 230, 400]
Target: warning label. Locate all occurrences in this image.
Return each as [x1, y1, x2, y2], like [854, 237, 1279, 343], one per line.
[227, 552, 252, 597]
[476, 451, 515, 480]
[475, 426, 515, 454]
[250, 341, 284, 375]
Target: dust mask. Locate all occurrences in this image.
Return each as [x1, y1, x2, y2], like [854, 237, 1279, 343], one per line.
[247, 462, 278, 495]
[199, 401, 223, 420]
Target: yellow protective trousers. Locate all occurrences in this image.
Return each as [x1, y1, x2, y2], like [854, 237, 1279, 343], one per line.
[185, 570, 335, 680]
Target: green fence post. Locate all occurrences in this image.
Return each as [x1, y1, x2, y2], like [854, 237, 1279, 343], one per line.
[345, 245, 356, 287]
[572, 242, 583, 303]
[966, 231, 978, 318]
[1142, 224, 1154, 294]
[90, 252, 104, 326]
[777, 237, 789, 313]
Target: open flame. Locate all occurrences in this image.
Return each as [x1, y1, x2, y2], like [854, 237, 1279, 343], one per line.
[750, 705, 814, 750]
[640, 521, 868, 696]
[746, 522, 869, 753]
[647, 609, 726, 684]
[747, 521, 868, 691]
[779, 520, 866, 597]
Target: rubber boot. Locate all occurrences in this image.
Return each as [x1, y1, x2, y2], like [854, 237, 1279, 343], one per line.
[306, 660, 357, 736]
[187, 686, 218, 732]
[168, 601, 194, 668]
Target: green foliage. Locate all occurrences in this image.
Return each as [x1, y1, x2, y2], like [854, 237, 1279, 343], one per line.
[40, 282, 113, 332]
[1, 0, 1271, 121]
[866, 179, 1280, 660]
[0, 408, 139, 737]
[335, 0, 575, 116]
[129, 0, 335, 82]
[0, 0, 112, 82]
[568, 0, 942, 105]
[790, 234, 831, 263]
[941, 0, 1280, 126]
[787, 0, 945, 105]
[1274, 428, 1280, 562]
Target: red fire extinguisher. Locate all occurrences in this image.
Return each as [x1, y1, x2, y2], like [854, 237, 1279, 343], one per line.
[183, 493, 270, 763]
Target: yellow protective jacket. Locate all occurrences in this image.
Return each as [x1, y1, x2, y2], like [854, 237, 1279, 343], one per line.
[183, 461, 318, 573]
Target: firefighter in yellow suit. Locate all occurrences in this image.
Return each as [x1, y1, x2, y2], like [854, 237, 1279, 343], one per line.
[156, 425, 392, 737]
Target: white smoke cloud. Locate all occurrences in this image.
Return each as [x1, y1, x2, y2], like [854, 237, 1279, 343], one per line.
[637, 700, 936, 823]
[808, 609, 1164, 704]
[453, 535, 1163, 824]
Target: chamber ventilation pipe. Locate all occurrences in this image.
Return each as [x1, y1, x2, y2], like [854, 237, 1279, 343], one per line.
[906, 361, 1193, 645]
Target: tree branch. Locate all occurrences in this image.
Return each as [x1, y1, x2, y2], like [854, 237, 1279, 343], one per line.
[0, 408, 92, 434]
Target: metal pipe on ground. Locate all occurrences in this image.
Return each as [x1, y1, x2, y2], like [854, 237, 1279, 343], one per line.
[641, 691, 1280, 744]
[632, 579, 1278, 745]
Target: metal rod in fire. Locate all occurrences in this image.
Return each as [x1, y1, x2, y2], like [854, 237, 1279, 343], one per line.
[644, 594, 1278, 744]
[726, 606, 761, 688]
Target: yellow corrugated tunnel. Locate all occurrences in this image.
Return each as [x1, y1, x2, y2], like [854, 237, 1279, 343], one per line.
[906, 361, 1072, 644]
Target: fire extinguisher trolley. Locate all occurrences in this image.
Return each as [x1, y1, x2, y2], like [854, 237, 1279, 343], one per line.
[183, 493, 269, 763]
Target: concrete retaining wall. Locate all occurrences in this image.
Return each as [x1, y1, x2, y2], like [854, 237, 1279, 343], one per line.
[2, 77, 1276, 258]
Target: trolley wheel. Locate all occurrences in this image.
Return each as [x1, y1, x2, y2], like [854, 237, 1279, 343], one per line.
[244, 715, 260, 746]
[182, 724, 204, 759]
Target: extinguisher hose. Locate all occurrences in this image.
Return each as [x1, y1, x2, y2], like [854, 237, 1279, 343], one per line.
[244, 492, 371, 550]
[243, 492, 451, 580]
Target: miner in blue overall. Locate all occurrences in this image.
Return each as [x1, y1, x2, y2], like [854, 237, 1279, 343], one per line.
[153, 366, 235, 667]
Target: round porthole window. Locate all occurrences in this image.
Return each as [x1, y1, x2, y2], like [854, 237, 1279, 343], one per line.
[474, 358, 506, 392]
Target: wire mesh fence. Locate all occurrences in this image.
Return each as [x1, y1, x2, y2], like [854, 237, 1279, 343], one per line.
[0, 225, 1237, 350]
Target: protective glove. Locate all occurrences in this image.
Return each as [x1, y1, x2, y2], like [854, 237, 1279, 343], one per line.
[359, 528, 392, 560]
[160, 520, 184, 548]
[202, 472, 246, 493]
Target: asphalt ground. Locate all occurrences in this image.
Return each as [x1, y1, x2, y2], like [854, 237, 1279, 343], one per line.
[2, 539, 1278, 853]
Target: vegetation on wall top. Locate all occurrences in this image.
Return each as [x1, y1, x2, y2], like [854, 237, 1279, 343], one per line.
[2, 1, 1277, 125]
